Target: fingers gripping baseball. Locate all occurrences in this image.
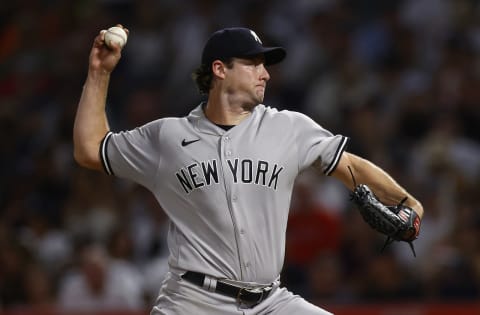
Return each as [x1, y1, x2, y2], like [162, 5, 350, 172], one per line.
[89, 25, 129, 74]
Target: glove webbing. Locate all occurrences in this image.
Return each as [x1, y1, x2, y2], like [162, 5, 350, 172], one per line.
[347, 166, 417, 257]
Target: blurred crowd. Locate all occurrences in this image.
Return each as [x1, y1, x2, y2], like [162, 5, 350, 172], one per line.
[1, 0, 480, 312]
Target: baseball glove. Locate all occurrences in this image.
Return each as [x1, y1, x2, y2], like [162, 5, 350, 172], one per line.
[348, 168, 421, 256]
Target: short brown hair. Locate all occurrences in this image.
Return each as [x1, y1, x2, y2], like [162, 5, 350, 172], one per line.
[191, 59, 234, 95]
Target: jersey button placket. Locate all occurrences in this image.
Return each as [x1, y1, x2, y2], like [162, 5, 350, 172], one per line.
[221, 134, 246, 277]
[224, 136, 232, 157]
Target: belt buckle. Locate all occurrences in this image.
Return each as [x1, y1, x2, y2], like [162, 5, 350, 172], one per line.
[236, 286, 269, 306]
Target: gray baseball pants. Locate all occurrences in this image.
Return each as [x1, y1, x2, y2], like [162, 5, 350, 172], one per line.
[151, 271, 333, 315]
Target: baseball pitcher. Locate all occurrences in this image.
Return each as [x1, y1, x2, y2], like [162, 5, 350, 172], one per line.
[74, 25, 424, 315]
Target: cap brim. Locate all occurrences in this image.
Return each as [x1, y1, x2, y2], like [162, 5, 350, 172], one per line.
[242, 47, 286, 66]
[263, 47, 287, 65]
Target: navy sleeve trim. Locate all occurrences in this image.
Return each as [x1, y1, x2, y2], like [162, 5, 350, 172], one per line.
[100, 131, 114, 176]
[325, 136, 349, 176]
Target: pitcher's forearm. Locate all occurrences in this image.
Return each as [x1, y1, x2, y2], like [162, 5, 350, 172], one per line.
[73, 71, 111, 169]
[352, 157, 423, 218]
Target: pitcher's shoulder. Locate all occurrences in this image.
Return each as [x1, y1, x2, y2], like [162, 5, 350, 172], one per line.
[258, 105, 309, 121]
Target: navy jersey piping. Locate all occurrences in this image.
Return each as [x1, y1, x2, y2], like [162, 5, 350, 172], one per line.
[100, 131, 114, 175]
[325, 136, 349, 176]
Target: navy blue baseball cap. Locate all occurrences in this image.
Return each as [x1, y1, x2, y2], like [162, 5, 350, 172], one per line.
[201, 27, 286, 66]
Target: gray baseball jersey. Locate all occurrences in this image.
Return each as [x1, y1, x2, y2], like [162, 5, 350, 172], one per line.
[100, 103, 348, 284]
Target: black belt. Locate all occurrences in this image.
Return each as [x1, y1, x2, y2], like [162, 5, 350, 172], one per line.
[181, 271, 273, 307]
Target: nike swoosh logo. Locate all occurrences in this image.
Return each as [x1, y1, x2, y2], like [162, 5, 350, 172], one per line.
[181, 138, 200, 147]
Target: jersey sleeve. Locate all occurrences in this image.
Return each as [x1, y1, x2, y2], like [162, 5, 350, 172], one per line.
[100, 120, 163, 189]
[290, 111, 349, 175]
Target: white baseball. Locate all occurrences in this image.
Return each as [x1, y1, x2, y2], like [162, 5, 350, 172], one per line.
[104, 26, 128, 49]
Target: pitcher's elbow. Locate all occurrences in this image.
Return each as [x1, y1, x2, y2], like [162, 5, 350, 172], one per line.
[73, 147, 86, 167]
[73, 146, 102, 170]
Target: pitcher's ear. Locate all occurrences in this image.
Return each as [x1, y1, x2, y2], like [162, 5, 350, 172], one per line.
[212, 60, 227, 79]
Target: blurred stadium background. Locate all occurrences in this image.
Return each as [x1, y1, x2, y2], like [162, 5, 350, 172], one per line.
[1, 0, 480, 314]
